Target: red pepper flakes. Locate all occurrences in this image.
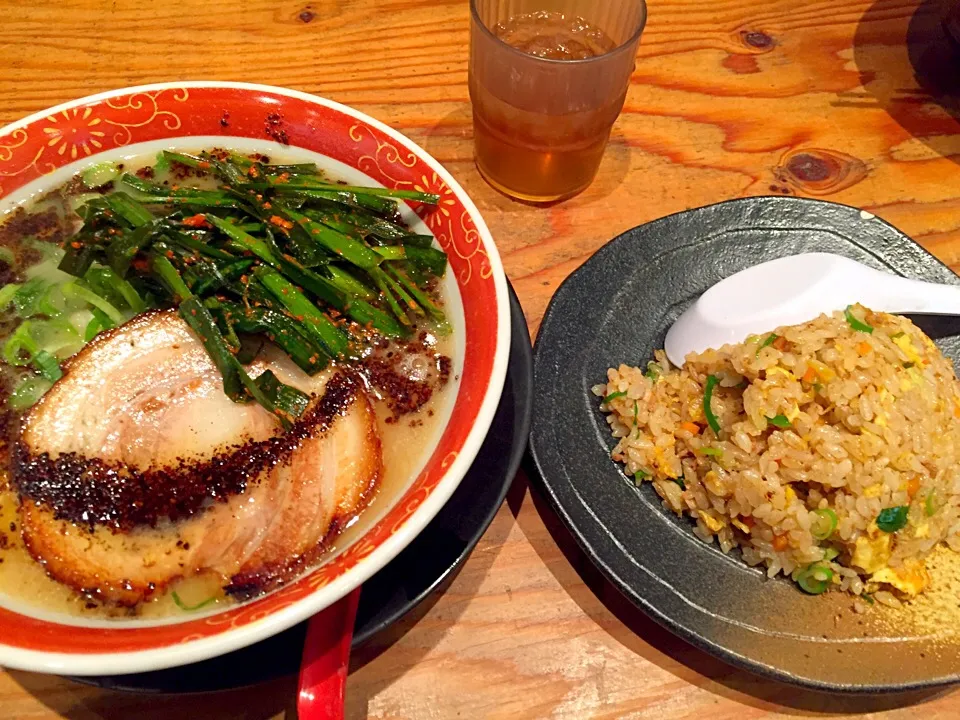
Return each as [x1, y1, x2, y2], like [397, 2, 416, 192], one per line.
[165, 250, 175, 259]
[247, 165, 260, 178]
[269, 216, 294, 231]
[276, 172, 291, 183]
[198, 161, 212, 170]
[262, 202, 272, 209]
[182, 214, 211, 228]
[70, 241, 83, 249]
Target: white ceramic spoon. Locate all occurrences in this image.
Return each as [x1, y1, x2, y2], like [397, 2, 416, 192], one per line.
[664, 252, 960, 367]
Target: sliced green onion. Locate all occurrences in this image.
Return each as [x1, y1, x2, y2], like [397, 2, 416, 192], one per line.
[81, 162, 120, 189]
[675, 476, 686, 490]
[700, 447, 723, 457]
[766, 414, 791, 429]
[171, 591, 216, 612]
[602, 390, 627, 404]
[377, 265, 420, 317]
[61, 282, 126, 325]
[206, 215, 281, 265]
[0, 283, 20, 311]
[84, 307, 116, 342]
[703, 375, 721, 434]
[633, 468, 650, 483]
[404, 245, 447, 276]
[372, 268, 410, 327]
[12, 278, 48, 318]
[284, 181, 438, 204]
[178, 296, 244, 401]
[226, 303, 326, 375]
[844, 305, 874, 334]
[796, 562, 833, 595]
[37, 285, 68, 319]
[644, 362, 661, 381]
[147, 253, 193, 304]
[32, 349, 61, 382]
[68, 192, 103, 213]
[106, 223, 155, 275]
[58, 243, 97, 278]
[822, 547, 840, 561]
[160, 150, 207, 171]
[23, 238, 64, 264]
[876, 505, 909, 533]
[811, 508, 838, 540]
[372, 245, 405, 261]
[33, 317, 83, 359]
[105, 193, 154, 228]
[279, 206, 382, 270]
[324, 266, 377, 302]
[4, 323, 37, 366]
[756, 333, 778, 356]
[254, 369, 310, 419]
[385, 264, 445, 323]
[84, 265, 146, 314]
[153, 152, 171, 173]
[254, 268, 349, 359]
[135, 192, 243, 209]
[925, 490, 940, 517]
[8, 375, 53, 410]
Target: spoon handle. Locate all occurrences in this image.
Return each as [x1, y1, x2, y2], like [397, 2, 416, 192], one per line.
[872, 276, 960, 316]
[297, 588, 361, 720]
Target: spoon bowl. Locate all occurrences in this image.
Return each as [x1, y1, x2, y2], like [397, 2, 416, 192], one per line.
[664, 252, 960, 366]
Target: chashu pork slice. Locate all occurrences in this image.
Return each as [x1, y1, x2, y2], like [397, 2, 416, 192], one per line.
[15, 310, 381, 605]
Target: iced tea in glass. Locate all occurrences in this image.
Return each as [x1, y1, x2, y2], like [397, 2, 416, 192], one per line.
[469, 0, 647, 203]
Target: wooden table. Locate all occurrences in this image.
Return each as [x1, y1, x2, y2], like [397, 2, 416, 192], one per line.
[2, 0, 960, 717]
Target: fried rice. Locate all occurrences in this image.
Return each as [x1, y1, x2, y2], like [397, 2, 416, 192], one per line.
[595, 305, 960, 602]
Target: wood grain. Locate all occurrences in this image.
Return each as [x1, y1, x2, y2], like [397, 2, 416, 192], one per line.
[2, 0, 960, 717]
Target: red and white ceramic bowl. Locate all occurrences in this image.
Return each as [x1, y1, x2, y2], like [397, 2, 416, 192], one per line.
[0, 82, 509, 675]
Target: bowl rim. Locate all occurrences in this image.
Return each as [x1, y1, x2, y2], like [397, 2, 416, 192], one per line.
[0, 80, 511, 675]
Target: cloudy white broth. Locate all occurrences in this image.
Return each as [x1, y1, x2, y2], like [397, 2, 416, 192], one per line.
[0, 146, 458, 619]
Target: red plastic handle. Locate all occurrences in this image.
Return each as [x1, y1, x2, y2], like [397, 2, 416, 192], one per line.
[297, 588, 361, 720]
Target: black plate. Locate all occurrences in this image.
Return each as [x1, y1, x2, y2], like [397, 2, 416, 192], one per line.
[529, 197, 960, 693]
[73, 281, 532, 694]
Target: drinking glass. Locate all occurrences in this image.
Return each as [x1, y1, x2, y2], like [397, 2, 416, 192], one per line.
[469, 0, 647, 203]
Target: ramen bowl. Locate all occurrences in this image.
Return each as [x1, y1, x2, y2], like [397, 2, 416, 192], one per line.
[0, 81, 509, 675]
